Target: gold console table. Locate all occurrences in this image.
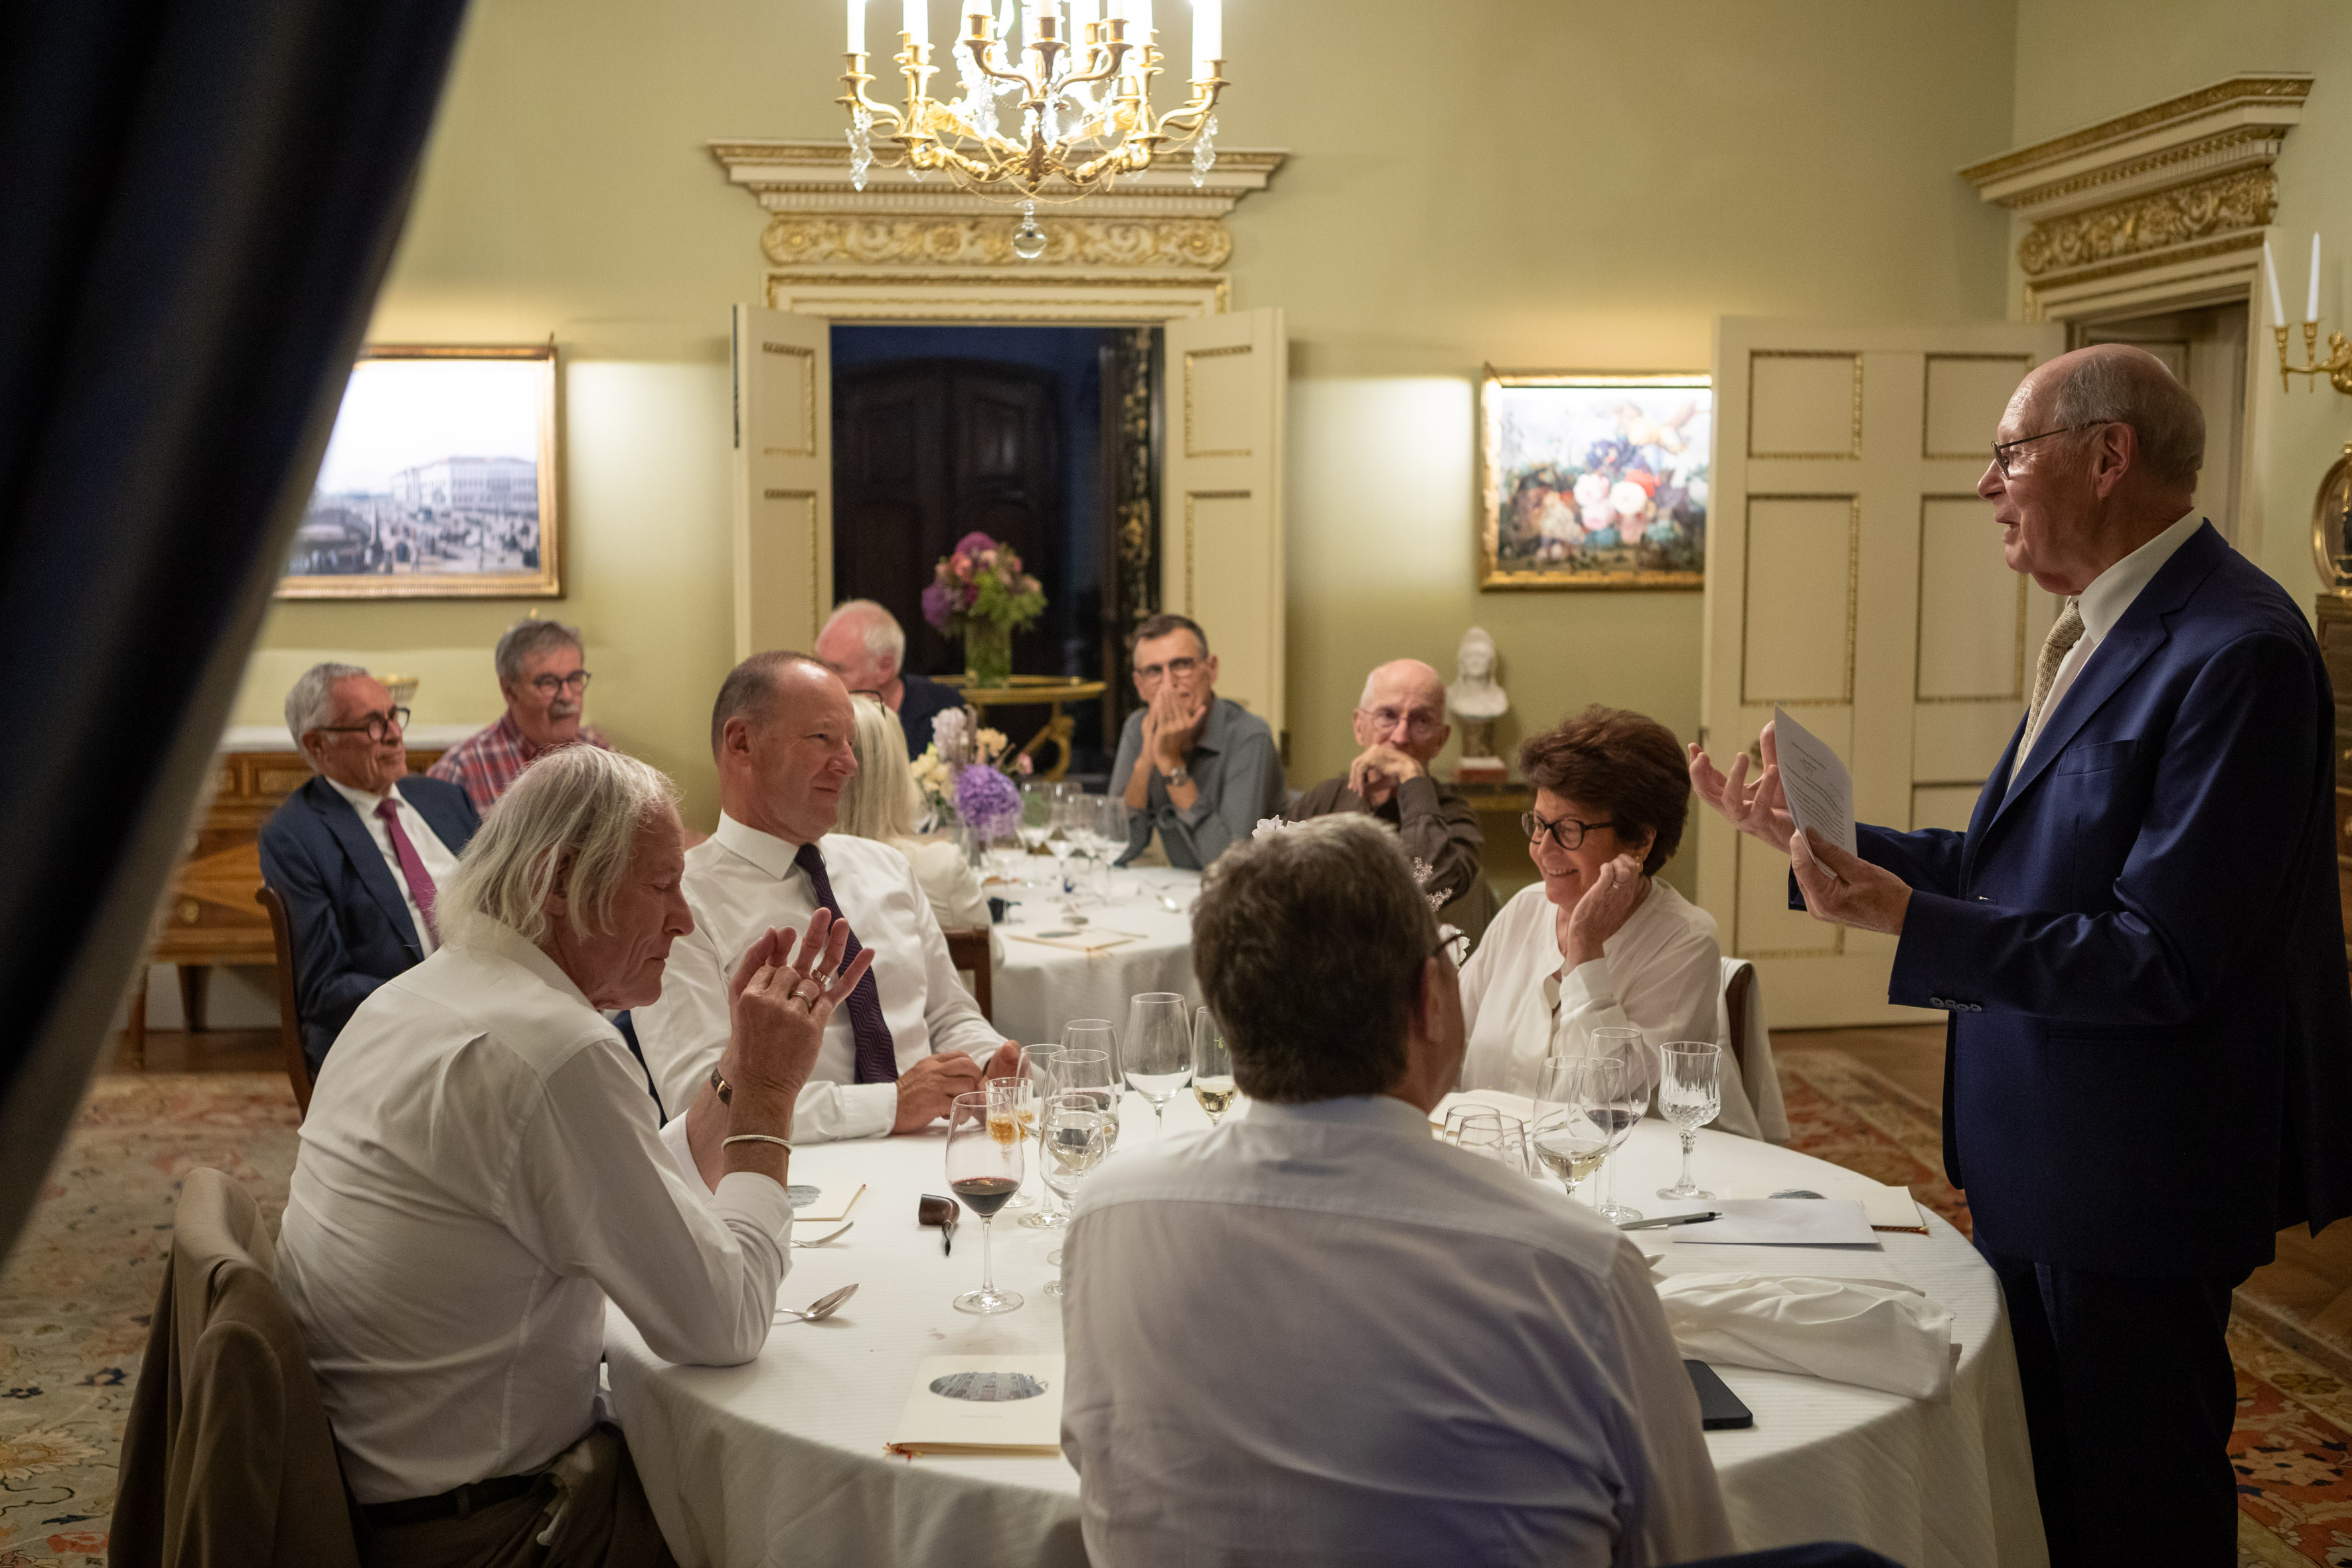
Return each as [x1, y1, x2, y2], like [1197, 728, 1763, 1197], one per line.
[937, 674, 1108, 781]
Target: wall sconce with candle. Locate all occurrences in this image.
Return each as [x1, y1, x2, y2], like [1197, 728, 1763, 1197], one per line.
[2267, 232, 2352, 394]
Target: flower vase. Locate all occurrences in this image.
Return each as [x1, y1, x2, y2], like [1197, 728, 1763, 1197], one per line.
[962, 619, 1013, 687]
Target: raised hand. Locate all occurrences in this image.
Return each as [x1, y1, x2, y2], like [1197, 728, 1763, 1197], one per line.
[1687, 722, 1797, 850]
[1557, 853, 1648, 969]
[1348, 742, 1425, 809]
[732, 910, 876, 1101]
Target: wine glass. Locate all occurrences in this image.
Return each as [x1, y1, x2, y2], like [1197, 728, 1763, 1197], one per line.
[986, 1071, 1040, 1212]
[1588, 1027, 1656, 1224]
[1123, 993, 1193, 1135]
[1192, 1006, 1237, 1123]
[1052, 1039, 1120, 1149]
[945, 1089, 1024, 1314]
[1015, 1046, 1067, 1231]
[1452, 1111, 1532, 1176]
[1016, 783, 1054, 884]
[1656, 1042, 1723, 1200]
[1045, 801, 1077, 891]
[1038, 1091, 1111, 1298]
[1531, 1056, 1620, 1206]
[1093, 795, 1129, 894]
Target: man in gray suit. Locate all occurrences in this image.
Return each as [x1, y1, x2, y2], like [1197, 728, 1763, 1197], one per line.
[1111, 614, 1285, 870]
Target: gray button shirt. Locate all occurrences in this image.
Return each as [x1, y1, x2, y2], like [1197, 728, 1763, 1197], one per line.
[1109, 695, 1287, 870]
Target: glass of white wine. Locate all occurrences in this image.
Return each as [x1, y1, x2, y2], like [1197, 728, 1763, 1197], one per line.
[1656, 1041, 1723, 1200]
[1192, 1006, 1237, 1123]
[1039, 1091, 1111, 1298]
[1123, 992, 1193, 1135]
[1014, 1046, 1065, 1230]
[1531, 1056, 1621, 1206]
[985, 1072, 1040, 1212]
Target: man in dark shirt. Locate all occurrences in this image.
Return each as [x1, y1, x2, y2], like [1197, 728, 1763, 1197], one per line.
[815, 599, 964, 759]
[1289, 659, 1496, 947]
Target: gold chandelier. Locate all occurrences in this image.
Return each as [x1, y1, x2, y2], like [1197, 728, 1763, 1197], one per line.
[840, 0, 1227, 256]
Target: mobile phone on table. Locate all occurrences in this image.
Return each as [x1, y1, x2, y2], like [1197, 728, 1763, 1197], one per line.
[1684, 1360, 1753, 1430]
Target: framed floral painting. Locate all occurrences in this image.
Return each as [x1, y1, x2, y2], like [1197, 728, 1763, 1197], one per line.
[1478, 369, 1711, 589]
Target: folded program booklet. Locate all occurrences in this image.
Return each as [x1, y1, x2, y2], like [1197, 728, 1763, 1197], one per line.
[886, 1356, 1065, 1457]
[1006, 929, 1143, 954]
[785, 1183, 864, 1223]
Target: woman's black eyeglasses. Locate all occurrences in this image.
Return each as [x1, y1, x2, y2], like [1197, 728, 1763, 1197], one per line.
[1522, 809, 1615, 852]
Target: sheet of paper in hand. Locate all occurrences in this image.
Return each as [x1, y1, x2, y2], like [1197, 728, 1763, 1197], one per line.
[886, 1356, 1066, 1456]
[1670, 1198, 1878, 1247]
[786, 1182, 864, 1222]
[1771, 706, 1857, 856]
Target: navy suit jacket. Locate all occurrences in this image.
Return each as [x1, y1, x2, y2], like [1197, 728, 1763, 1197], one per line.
[258, 773, 479, 1072]
[896, 673, 964, 758]
[1828, 524, 2352, 1277]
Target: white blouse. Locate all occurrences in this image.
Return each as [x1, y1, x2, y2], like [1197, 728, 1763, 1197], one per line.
[1458, 879, 1762, 1138]
[889, 836, 993, 932]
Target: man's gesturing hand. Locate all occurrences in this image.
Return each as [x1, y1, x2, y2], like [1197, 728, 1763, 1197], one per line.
[1788, 828, 1911, 936]
[893, 1051, 986, 1134]
[728, 910, 876, 1102]
[1687, 722, 1798, 850]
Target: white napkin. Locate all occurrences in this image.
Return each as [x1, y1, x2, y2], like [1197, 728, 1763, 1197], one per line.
[1652, 1272, 1957, 1402]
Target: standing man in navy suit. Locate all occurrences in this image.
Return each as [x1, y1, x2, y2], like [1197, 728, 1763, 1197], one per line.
[1690, 345, 2352, 1565]
[260, 663, 480, 1074]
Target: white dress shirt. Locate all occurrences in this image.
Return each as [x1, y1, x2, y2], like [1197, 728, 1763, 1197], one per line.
[1061, 1093, 1733, 1567]
[275, 925, 793, 1505]
[1458, 880, 1755, 1135]
[322, 774, 459, 955]
[633, 813, 1001, 1142]
[2012, 511, 2203, 775]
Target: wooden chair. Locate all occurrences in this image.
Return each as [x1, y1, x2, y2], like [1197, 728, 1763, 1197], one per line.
[942, 927, 993, 1022]
[1721, 959, 1755, 1080]
[256, 886, 316, 1119]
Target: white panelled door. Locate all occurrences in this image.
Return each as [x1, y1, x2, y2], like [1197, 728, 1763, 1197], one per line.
[1697, 319, 2063, 1028]
[731, 305, 833, 660]
[1162, 309, 1287, 742]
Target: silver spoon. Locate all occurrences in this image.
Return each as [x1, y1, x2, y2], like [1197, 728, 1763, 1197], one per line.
[774, 1283, 858, 1324]
[1154, 892, 1182, 913]
[792, 1221, 854, 1248]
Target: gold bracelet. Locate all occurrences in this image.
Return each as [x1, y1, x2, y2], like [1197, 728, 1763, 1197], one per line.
[721, 1133, 792, 1151]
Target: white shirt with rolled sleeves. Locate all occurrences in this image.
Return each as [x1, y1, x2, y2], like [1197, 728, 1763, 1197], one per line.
[1457, 880, 1754, 1135]
[274, 924, 793, 1506]
[1060, 1093, 1733, 1567]
[631, 813, 1001, 1142]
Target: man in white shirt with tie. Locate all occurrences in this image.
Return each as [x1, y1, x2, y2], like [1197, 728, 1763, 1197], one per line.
[1059, 815, 1733, 1567]
[259, 663, 481, 1073]
[633, 651, 1019, 1141]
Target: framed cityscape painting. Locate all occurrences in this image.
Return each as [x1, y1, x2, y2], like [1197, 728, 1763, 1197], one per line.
[278, 343, 560, 599]
[1478, 368, 1711, 590]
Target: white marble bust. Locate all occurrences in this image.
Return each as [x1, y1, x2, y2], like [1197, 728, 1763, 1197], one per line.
[1448, 627, 1509, 762]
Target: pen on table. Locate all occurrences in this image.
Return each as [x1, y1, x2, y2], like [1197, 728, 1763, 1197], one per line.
[1616, 1211, 1721, 1231]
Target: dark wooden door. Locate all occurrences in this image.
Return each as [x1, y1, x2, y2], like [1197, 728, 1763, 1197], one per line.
[834, 360, 1063, 679]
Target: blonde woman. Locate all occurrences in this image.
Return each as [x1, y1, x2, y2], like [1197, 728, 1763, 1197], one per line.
[842, 694, 994, 934]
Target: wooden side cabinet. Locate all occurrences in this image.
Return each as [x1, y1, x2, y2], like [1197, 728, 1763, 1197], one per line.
[126, 741, 451, 1066]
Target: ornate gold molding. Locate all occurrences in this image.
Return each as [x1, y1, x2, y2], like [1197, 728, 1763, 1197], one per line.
[761, 213, 1231, 270]
[1960, 75, 2309, 212]
[712, 138, 1283, 321]
[2019, 167, 2276, 279]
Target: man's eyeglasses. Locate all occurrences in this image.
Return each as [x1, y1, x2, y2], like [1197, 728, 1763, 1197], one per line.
[1135, 655, 1200, 684]
[1362, 706, 1445, 739]
[315, 708, 411, 744]
[1991, 422, 2106, 478]
[1522, 809, 1615, 852]
[527, 670, 592, 696]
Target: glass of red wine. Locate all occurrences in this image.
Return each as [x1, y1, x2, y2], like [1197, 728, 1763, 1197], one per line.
[946, 1089, 1025, 1315]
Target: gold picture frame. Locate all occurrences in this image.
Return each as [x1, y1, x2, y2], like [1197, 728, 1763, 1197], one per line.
[277, 343, 560, 599]
[1478, 367, 1711, 590]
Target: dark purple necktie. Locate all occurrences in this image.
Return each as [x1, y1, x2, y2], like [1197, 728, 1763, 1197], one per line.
[793, 842, 898, 1084]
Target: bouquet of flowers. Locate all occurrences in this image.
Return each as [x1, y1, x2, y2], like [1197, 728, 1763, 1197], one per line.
[915, 706, 1030, 840]
[921, 531, 1046, 685]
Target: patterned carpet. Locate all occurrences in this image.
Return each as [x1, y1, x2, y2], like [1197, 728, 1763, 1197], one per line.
[0, 1057, 2346, 1565]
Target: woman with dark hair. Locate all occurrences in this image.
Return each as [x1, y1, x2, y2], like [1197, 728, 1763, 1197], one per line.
[1456, 706, 1764, 1137]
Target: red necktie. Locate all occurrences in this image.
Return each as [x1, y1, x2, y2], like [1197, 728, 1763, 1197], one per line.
[375, 797, 440, 945]
[793, 842, 898, 1084]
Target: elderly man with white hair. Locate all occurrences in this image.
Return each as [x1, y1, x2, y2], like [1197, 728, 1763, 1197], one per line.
[277, 745, 868, 1566]
[258, 662, 481, 1073]
[1286, 657, 1497, 946]
[814, 597, 965, 758]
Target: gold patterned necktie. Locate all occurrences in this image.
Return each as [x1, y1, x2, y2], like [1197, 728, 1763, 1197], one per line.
[2025, 596, 2086, 738]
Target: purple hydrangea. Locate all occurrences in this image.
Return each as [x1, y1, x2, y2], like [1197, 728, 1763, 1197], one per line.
[953, 530, 1001, 559]
[953, 762, 1022, 841]
[920, 580, 953, 633]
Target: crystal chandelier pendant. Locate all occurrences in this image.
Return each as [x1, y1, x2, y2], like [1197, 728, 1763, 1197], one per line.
[1190, 113, 1218, 189]
[847, 108, 874, 193]
[1011, 200, 1048, 262]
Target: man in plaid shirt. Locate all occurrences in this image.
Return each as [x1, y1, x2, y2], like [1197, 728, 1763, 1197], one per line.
[429, 620, 614, 813]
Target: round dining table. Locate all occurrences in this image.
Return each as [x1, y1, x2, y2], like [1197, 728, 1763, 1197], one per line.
[983, 863, 1204, 1047]
[605, 1089, 2046, 1568]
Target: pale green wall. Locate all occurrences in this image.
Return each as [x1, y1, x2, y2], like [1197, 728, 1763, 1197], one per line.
[235, 0, 2021, 888]
[2009, 0, 2352, 607]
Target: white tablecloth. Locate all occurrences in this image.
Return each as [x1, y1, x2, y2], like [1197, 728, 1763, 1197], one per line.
[606, 1094, 2045, 1568]
[984, 866, 1202, 1046]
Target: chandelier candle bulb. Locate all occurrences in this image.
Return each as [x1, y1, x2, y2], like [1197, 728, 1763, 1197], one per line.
[903, 0, 928, 46]
[1192, 0, 1217, 77]
[2311, 232, 2323, 325]
[2266, 238, 2288, 328]
[848, 0, 866, 53]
